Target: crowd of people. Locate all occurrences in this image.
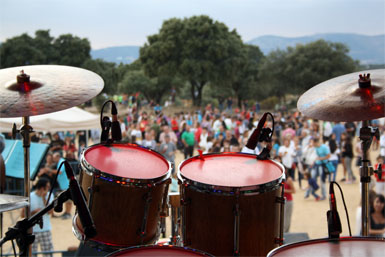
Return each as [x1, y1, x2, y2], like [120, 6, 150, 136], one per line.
[1, 101, 385, 253]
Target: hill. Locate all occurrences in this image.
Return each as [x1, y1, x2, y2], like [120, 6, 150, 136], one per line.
[90, 33, 384, 65]
[247, 33, 384, 64]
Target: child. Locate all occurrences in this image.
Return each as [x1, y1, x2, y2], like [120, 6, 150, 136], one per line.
[304, 172, 321, 201]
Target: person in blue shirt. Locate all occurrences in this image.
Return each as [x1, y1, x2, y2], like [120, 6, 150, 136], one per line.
[22, 177, 54, 256]
[331, 122, 346, 145]
[312, 137, 332, 200]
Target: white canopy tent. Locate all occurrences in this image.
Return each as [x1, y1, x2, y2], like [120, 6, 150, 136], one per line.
[0, 107, 101, 132]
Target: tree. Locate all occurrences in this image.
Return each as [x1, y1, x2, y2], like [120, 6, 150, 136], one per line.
[0, 33, 45, 68]
[82, 59, 120, 95]
[53, 34, 91, 67]
[226, 44, 265, 107]
[118, 70, 156, 102]
[259, 40, 358, 103]
[0, 31, 92, 68]
[140, 15, 244, 106]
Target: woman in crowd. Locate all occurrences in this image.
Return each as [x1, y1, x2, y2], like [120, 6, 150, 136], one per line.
[369, 194, 385, 237]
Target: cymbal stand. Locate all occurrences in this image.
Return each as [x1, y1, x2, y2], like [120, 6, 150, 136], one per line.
[12, 116, 33, 255]
[359, 120, 379, 236]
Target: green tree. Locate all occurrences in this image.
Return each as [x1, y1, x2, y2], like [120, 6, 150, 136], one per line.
[53, 34, 91, 67]
[118, 70, 156, 102]
[0, 33, 45, 68]
[226, 44, 265, 107]
[82, 59, 120, 95]
[140, 15, 244, 106]
[259, 40, 358, 103]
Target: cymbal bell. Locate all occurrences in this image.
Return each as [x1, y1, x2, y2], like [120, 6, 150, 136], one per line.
[0, 65, 104, 118]
[297, 69, 385, 122]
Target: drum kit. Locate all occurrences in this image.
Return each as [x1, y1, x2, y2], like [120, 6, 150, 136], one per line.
[0, 65, 384, 256]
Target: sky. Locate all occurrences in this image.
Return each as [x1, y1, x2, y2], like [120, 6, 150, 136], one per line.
[0, 0, 384, 49]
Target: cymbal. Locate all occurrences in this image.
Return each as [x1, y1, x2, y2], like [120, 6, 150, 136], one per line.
[0, 194, 29, 213]
[0, 65, 104, 118]
[297, 69, 385, 122]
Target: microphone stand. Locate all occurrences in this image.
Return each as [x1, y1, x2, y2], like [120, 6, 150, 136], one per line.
[359, 120, 379, 236]
[0, 190, 71, 256]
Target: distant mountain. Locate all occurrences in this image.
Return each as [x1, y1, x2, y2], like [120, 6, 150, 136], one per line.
[90, 33, 384, 65]
[91, 46, 140, 64]
[247, 33, 384, 64]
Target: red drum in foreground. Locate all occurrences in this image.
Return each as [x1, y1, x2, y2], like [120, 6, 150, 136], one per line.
[109, 245, 213, 256]
[178, 152, 285, 257]
[267, 237, 385, 257]
[73, 143, 171, 249]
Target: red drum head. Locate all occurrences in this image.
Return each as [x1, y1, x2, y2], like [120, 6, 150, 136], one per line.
[179, 153, 284, 188]
[109, 245, 213, 256]
[83, 144, 170, 179]
[267, 237, 385, 257]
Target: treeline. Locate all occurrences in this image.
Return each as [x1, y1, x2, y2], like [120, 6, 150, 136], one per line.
[0, 15, 362, 108]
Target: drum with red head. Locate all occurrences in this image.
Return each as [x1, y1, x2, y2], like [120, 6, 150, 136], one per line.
[109, 245, 213, 256]
[73, 143, 171, 249]
[178, 152, 285, 257]
[267, 237, 385, 257]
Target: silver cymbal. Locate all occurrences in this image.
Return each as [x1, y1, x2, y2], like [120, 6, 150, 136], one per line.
[297, 69, 385, 122]
[0, 194, 29, 213]
[0, 65, 104, 118]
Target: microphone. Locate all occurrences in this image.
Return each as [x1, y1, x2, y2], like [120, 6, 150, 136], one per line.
[327, 182, 342, 239]
[64, 161, 97, 238]
[111, 101, 122, 141]
[246, 112, 268, 150]
[100, 116, 111, 142]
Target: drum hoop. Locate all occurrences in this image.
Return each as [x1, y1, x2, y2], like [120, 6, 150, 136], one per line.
[266, 236, 385, 256]
[108, 245, 214, 256]
[80, 143, 171, 187]
[178, 153, 285, 195]
[72, 214, 160, 251]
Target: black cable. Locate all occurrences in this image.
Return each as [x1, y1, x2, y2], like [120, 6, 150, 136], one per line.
[100, 100, 114, 128]
[11, 239, 16, 257]
[331, 181, 352, 236]
[46, 161, 64, 207]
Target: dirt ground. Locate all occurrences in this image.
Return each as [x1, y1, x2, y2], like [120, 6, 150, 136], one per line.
[1, 144, 379, 256]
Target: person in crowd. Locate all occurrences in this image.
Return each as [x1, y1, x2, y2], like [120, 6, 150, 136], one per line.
[181, 125, 195, 159]
[304, 172, 321, 201]
[142, 132, 157, 150]
[332, 122, 346, 145]
[369, 194, 385, 237]
[62, 136, 77, 156]
[160, 134, 177, 174]
[159, 124, 178, 145]
[283, 163, 296, 232]
[374, 155, 385, 196]
[49, 133, 64, 156]
[341, 132, 356, 183]
[313, 137, 330, 200]
[22, 177, 54, 256]
[278, 138, 296, 180]
[327, 133, 340, 182]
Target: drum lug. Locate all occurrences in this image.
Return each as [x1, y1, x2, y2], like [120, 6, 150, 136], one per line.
[274, 237, 284, 245]
[181, 198, 191, 206]
[275, 196, 285, 204]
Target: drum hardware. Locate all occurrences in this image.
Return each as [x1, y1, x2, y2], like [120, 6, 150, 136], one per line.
[297, 69, 385, 237]
[99, 100, 122, 143]
[276, 183, 285, 246]
[233, 189, 241, 257]
[107, 245, 215, 256]
[74, 143, 171, 248]
[139, 190, 153, 244]
[0, 65, 103, 256]
[178, 153, 285, 256]
[168, 192, 182, 246]
[159, 182, 170, 218]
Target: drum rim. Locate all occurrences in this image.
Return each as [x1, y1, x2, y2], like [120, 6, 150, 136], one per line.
[266, 236, 385, 256]
[80, 143, 171, 186]
[107, 244, 214, 256]
[177, 152, 285, 195]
